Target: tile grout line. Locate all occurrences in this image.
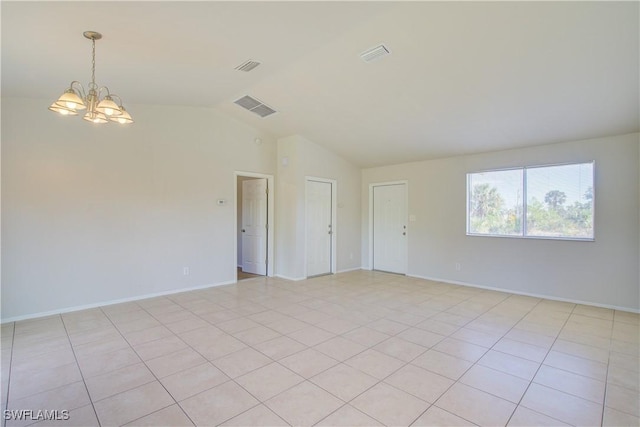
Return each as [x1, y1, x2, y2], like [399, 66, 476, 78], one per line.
[205, 281, 382, 425]
[109, 303, 208, 427]
[72, 301, 182, 425]
[405, 294, 545, 426]
[146, 288, 319, 425]
[167, 285, 381, 426]
[162, 278, 411, 425]
[6, 273, 637, 427]
[503, 302, 580, 426]
[348, 278, 529, 424]
[312, 281, 520, 426]
[152, 294, 291, 425]
[2, 323, 16, 427]
[58, 314, 101, 427]
[417, 294, 588, 424]
[311, 279, 523, 426]
[600, 319, 614, 426]
[111, 285, 634, 425]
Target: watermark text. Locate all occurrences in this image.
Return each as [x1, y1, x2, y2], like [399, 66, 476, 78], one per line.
[3, 409, 70, 421]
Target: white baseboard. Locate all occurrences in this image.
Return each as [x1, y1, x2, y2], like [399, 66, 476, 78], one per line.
[275, 274, 306, 281]
[6, 271, 636, 323]
[336, 267, 363, 274]
[1, 280, 237, 324]
[278, 267, 363, 279]
[407, 273, 640, 314]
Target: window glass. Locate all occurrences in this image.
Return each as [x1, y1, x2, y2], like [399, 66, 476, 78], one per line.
[468, 169, 523, 236]
[526, 163, 594, 239]
[467, 162, 594, 240]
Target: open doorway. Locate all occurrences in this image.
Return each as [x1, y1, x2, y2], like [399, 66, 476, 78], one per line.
[235, 172, 275, 281]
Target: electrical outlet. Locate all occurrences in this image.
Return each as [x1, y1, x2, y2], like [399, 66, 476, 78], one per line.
[183, 267, 190, 276]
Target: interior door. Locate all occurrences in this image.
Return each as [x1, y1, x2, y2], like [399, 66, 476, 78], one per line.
[306, 180, 333, 277]
[373, 183, 407, 274]
[242, 178, 267, 275]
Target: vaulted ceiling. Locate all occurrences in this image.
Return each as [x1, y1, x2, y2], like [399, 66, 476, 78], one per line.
[2, 1, 638, 167]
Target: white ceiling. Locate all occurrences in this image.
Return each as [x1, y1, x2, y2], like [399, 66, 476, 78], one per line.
[2, 1, 638, 167]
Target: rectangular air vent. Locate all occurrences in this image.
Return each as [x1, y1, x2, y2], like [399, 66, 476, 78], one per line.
[234, 95, 277, 118]
[360, 44, 390, 63]
[235, 60, 261, 72]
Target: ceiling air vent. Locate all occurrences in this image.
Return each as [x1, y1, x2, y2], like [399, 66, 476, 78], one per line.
[234, 95, 277, 118]
[360, 44, 390, 63]
[235, 60, 261, 72]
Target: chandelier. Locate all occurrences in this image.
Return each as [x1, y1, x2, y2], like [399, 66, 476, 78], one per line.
[49, 31, 133, 124]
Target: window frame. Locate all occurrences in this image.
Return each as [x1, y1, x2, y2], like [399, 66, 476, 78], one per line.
[466, 161, 595, 242]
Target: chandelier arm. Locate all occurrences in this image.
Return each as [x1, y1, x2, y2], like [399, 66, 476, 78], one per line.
[108, 93, 124, 106]
[69, 81, 87, 100]
[97, 86, 112, 98]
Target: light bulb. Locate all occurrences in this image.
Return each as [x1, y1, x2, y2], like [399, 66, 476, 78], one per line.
[104, 108, 114, 116]
[117, 117, 126, 124]
[66, 101, 77, 109]
[93, 117, 101, 123]
[60, 109, 69, 116]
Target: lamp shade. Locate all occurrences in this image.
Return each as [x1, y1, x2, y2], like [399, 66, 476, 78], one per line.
[54, 88, 86, 110]
[109, 106, 133, 124]
[96, 96, 122, 116]
[83, 110, 108, 124]
[48, 103, 79, 116]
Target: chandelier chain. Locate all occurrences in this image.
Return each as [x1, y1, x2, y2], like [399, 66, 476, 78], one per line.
[91, 38, 96, 89]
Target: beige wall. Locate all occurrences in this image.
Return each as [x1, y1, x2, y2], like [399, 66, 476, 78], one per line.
[1, 98, 276, 321]
[362, 133, 640, 311]
[276, 135, 361, 279]
[3, 97, 637, 320]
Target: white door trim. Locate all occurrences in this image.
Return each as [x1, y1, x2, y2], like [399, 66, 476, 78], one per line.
[368, 180, 409, 273]
[305, 176, 337, 278]
[234, 171, 275, 277]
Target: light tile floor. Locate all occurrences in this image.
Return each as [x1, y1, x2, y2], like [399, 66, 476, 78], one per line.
[1, 271, 638, 426]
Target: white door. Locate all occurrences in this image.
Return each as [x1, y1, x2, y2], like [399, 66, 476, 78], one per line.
[373, 183, 407, 274]
[242, 178, 267, 275]
[306, 180, 333, 277]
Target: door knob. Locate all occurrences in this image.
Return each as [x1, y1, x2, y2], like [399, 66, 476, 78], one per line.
[242, 229, 246, 232]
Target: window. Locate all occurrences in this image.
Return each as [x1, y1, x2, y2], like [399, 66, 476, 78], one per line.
[468, 169, 523, 237]
[467, 162, 594, 240]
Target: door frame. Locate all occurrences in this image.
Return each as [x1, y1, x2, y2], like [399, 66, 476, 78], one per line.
[304, 176, 337, 278]
[234, 171, 275, 277]
[368, 180, 409, 273]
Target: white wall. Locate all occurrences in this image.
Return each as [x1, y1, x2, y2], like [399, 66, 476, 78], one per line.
[276, 135, 361, 280]
[4, 97, 635, 320]
[1, 97, 276, 321]
[362, 133, 640, 311]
